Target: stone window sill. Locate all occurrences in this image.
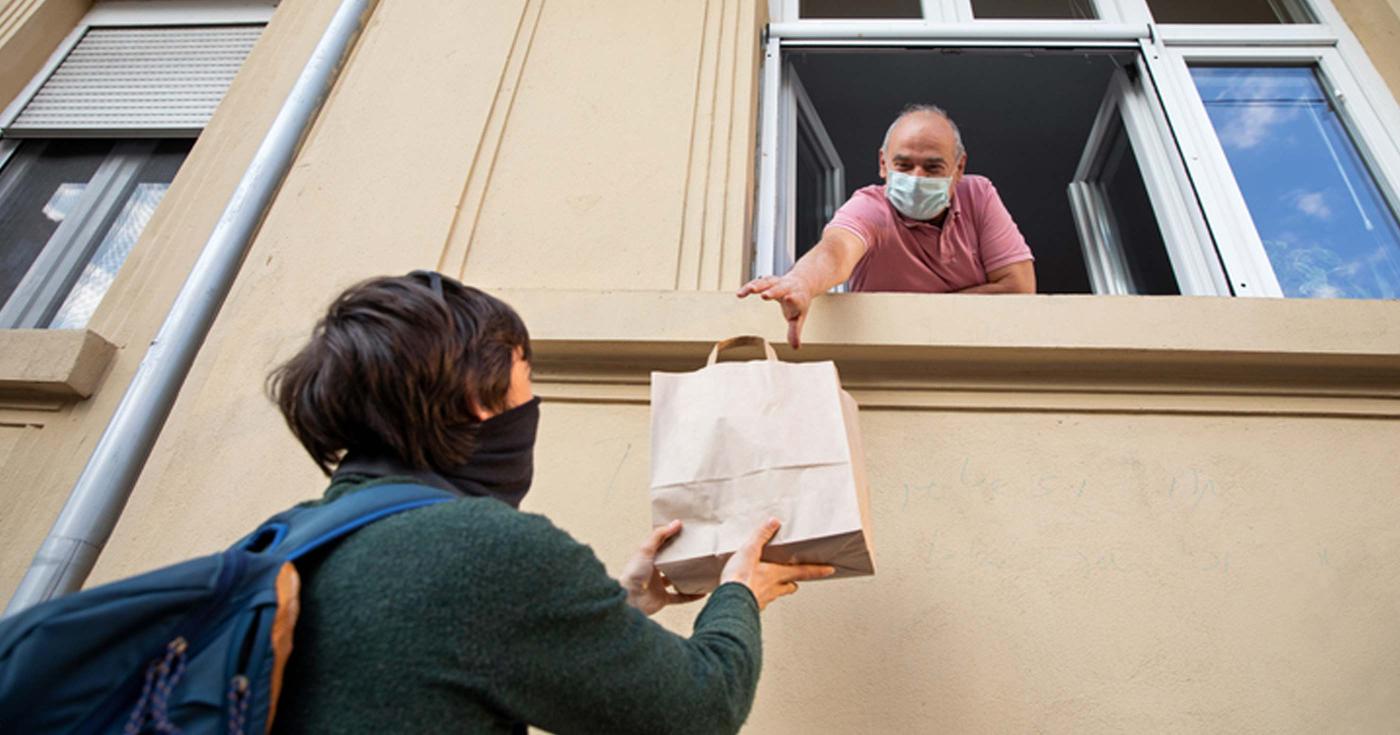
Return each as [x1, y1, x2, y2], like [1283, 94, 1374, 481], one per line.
[0, 329, 117, 401]
[496, 289, 1400, 417]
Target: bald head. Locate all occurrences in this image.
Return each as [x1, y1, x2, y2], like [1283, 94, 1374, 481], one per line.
[882, 104, 965, 159]
[877, 103, 968, 209]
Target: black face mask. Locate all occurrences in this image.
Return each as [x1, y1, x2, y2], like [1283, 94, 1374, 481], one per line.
[334, 396, 541, 509]
[439, 396, 540, 508]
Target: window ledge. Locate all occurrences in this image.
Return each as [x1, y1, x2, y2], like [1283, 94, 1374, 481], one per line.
[496, 289, 1400, 416]
[0, 329, 117, 401]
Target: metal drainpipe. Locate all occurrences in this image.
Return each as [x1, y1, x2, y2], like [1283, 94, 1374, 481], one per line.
[4, 0, 381, 617]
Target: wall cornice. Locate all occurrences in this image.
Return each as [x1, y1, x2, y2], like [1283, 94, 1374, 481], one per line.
[497, 289, 1400, 417]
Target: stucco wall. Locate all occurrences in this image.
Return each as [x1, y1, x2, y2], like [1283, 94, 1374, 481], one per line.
[538, 405, 1400, 733]
[0, 0, 89, 114]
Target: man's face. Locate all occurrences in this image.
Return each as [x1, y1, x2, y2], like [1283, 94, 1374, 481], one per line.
[878, 112, 967, 193]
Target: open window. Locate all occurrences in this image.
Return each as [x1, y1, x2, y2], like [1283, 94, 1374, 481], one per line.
[757, 0, 1400, 300]
[758, 47, 1214, 294]
[785, 66, 845, 276]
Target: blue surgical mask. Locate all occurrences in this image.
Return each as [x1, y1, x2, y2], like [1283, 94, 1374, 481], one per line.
[885, 170, 952, 221]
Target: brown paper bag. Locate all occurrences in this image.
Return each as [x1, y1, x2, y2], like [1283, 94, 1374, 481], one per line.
[650, 336, 876, 594]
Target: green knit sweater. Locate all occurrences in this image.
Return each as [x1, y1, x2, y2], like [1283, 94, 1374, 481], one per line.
[271, 477, 762, 735]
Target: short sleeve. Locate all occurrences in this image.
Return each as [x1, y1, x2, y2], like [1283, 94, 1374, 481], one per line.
[824, 186, 886, 251]
[971, 179, 1034, 273]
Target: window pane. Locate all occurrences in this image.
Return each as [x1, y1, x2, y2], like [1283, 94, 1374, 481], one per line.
[1098, 118, 1179, 295]
[0, 140, 112, 309]
[800, 0, 922, 19]
[1192, 66, 1400, 299]
[973, 0, 1097, 20]
[1147, 0, 1312, 24]
[49, 139, 192, 328]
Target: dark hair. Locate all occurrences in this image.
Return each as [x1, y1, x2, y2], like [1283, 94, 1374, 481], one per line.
[268, 272, 531, 476]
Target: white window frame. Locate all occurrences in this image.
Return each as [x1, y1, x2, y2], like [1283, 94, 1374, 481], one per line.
[754, 0, 1400, 298]
[782, 65, 845, 278]
[1069, 64, 1227, 294]
[1155, 45, 1400, 296]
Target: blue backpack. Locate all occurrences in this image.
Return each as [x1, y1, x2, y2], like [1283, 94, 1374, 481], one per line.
[0, 483, 456, 734]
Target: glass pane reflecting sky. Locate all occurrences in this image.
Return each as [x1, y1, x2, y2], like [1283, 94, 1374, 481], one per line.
[1192, 66, 1400, 299]
[49, 183, 168, 329]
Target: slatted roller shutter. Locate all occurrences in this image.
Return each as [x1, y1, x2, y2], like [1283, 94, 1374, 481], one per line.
[7, 25, 263, 136]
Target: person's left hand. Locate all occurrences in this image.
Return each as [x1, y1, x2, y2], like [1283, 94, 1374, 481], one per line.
[620, 520, 704, 616]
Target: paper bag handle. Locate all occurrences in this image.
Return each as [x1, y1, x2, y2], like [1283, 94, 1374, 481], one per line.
[706, 336, 779, 366]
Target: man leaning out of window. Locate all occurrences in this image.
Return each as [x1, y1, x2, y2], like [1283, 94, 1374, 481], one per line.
[739, 103, 1036, 348]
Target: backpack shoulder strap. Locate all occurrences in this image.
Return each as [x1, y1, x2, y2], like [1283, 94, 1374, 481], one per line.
[237, 483, 457, 561]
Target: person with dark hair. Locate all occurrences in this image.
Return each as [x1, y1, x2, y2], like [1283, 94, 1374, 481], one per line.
[267, 271, 831, 735]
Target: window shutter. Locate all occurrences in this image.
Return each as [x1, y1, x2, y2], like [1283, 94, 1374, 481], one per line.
[6, 25, 263, 136]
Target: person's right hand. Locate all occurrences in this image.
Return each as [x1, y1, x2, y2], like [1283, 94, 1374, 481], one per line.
[736, 275, 813, 350]
[720, 518, 835, 611]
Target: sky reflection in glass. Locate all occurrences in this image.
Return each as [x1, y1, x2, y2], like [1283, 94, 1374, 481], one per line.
[49, 183, 168, 329]
[1192, 66, 1400, 299]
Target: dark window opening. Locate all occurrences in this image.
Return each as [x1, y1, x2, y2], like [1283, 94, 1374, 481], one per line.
[1146, 0, 1313, 24]
[800, 0, 923, 19]
[972, 0, 1098, 20]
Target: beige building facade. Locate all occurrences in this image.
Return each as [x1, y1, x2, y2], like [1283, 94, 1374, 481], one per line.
[2, 0, 1399, 732]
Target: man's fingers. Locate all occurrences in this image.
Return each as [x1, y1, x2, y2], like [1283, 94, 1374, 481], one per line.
[786, 316, 803, 350]
[758, 283, 790, 302]
[641, 520, 683, 555]
[737, 277, 775, 298]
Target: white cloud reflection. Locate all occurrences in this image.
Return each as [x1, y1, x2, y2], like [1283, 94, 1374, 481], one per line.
[1293, 191, 1332, 220]
[1204, 73, 1299, 152]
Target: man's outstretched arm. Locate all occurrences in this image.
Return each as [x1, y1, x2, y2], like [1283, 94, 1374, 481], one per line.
[736, 228, 867, 349]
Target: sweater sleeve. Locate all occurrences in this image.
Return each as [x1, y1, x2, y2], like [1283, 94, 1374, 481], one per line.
[467, 511, 763, 735]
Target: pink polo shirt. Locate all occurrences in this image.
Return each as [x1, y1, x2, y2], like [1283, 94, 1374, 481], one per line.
[827, 175, 1033, 293]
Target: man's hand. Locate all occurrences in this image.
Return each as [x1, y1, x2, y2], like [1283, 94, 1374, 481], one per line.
[736, 275, 813, 349]
[736, 229, 866, 349]
[720, 518, 835, 611]
[620, 520, 704, 616]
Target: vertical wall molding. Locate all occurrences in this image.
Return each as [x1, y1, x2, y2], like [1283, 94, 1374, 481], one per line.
[674, 0, 718, 290]
[676, 0, 763, 291]
[438, 0, 544, 278]
[0, 0, 43, 44]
